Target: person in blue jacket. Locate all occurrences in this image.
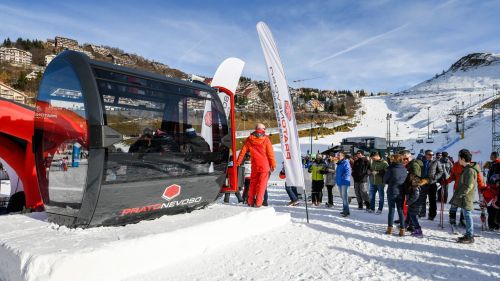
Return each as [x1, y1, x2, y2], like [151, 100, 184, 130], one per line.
[336, 151, 352, 217]
[383, 154, 408, 236]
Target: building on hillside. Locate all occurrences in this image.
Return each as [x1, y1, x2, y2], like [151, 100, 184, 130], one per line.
[0, 47, 32, 66]
[45, 39, 55, 48]
[0, 82, 29, 104]
[26, 71, 40, 80]
[240, 85, 260, 102]
[152, 61, 169, 71]
[89, 45, 111, 56]
[55, 36, 79, 49]
[26, 66, 45, 80]
[244, 100, 271, 113]
[107, 54, 135, 66]
[45, 54, 56, 65]
[304, 99, 325, 112]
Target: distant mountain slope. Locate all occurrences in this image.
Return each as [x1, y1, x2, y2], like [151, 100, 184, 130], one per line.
[403, 53, 500, 94]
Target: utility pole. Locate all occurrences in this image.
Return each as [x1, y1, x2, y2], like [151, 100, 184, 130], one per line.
[427, 106, 431, 139]
[310, 113, 313, 156]
[493, 85, 500, 153]
[386, 113, 392, 154]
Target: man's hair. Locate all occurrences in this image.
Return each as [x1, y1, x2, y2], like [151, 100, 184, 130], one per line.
[424, 149, 433, 155]
[370, 151, 379, 157]
[491, 151, 499, 158]
[459, 149, 472, 163]
[399, 150, 411, 156]
[390, 154, 403, 163]
[442, 151, 449, 158]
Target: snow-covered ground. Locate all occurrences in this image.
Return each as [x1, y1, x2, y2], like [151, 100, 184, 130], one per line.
[1, 184, 498, 281]
[140, 187, 499, 281]
[0, 205, 289, 281]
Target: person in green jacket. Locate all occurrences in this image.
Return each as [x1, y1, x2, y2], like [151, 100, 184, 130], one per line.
[368, 151, 389, 214]
[450, 149, 480, 244]
[308, 154, 326, 206]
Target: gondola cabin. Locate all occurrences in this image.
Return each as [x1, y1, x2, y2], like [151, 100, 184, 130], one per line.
[34, 51, 231, 227]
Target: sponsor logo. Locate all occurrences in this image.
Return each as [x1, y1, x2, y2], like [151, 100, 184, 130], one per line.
[284, 101, 292, 121]
[269, 66, 292, 160]
[204, 111, 212, 127]
[121, 197, 203, 216]
[162, 184, 181, 201]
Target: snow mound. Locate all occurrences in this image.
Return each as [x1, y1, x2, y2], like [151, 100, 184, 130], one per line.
[0, 205, 290, 281]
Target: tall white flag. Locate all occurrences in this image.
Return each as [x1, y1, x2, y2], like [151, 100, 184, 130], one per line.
[202, 57, 245, 173]
[211, 58, 245, 120]
[256, 22, 305, 188]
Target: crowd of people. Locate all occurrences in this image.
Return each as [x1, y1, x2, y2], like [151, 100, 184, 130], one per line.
[234, 123, 500, 244]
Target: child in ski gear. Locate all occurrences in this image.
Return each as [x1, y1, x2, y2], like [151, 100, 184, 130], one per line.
[280, 165, 299, 206]
[451, 149, 480, 244]
[406, 174, 428, 237]
[384, 154, 408, 236]
[236, 124, 276, 207]
[336, 151, 352, 216]
[308, 154, 326, 206]
[352, 150, 370, 210]
[324, 153, 337, 207]
[368, 151, 388, 214]
[400, 150, 423, 220]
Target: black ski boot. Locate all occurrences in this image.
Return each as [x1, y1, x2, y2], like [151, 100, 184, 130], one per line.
[449, 211, 457, 225]
[457, 235, 474, 244]
[358, 202, 363, 210]
[364, 201, 370, 210]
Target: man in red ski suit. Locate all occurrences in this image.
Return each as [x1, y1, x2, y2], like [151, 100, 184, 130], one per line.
[236, 124, 276, 207]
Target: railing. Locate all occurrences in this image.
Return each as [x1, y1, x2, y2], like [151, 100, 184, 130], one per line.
[236, 120, 346, 138]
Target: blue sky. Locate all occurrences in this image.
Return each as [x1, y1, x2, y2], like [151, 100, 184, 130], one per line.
[1, 0, 499, 92]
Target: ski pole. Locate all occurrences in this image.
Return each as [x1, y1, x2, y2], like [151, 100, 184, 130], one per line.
[303, 186, 310, 223]
[439, 183, 444, 228]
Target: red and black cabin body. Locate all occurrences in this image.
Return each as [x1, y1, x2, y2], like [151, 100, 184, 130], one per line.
[34, 51, 231, 227]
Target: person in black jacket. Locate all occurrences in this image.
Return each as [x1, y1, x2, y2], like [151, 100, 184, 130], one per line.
[419, 150, 444, 220]
[352, 150, 370, 210]
[383, 154, 408, 236]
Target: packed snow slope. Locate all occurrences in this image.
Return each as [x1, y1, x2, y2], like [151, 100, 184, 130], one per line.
[270, 53, 499, 183]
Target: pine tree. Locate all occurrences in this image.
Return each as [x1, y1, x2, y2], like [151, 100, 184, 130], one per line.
[339, 103, 347, 116]
[15, 71, 28, 91]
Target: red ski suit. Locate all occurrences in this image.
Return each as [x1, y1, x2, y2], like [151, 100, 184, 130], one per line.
[444, 162, 485, 190]
[237, 130, 276, 207]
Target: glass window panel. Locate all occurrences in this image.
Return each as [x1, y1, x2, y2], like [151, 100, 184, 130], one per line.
[35, 58, 89, 213]
[94, 69, 229, 184]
